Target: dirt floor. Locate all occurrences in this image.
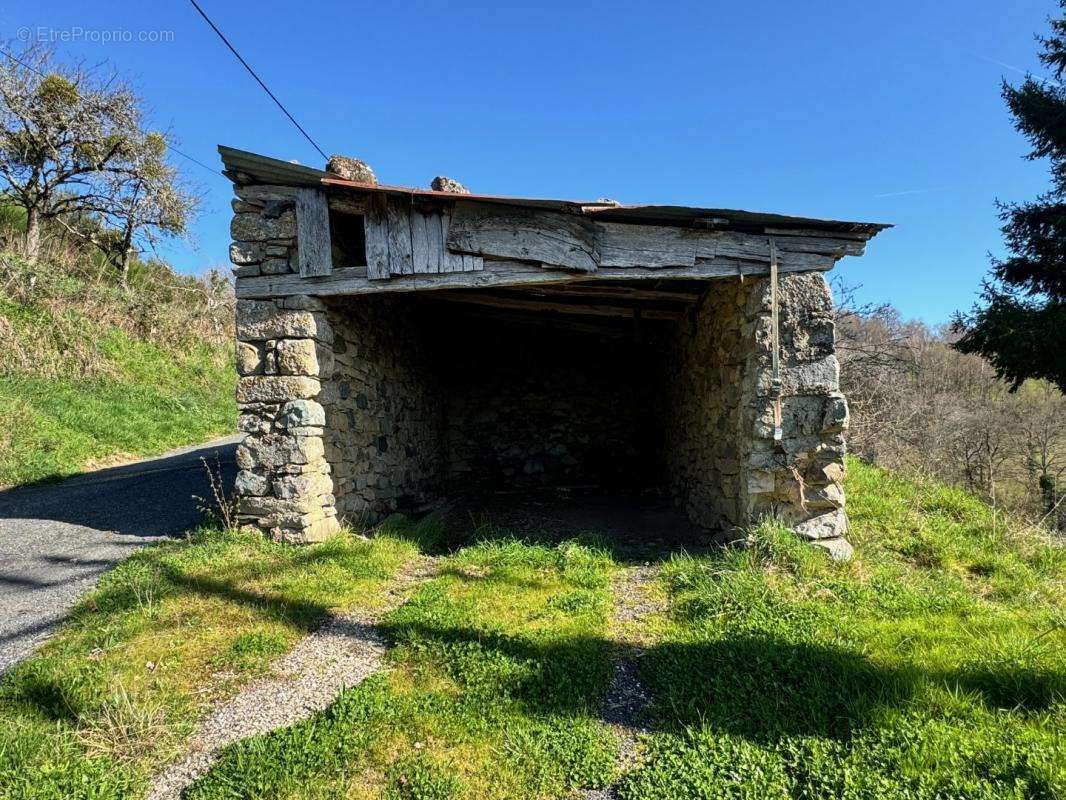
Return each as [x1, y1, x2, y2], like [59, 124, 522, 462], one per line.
[435, 489, 727, 562]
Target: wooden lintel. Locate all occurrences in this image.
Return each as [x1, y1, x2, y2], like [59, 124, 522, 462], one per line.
[430, 293, 684, 321]
[521, 283, 704, 303]
[235, 256, 828, 300]
[327, 196, 366, 216]
[430, 291, 686, 320]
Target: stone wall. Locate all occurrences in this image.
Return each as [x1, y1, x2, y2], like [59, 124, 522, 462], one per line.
[323, 295, 442, 522]
[229, 184, 850, 550]
[230, 184, 339, 543]
[228, 184, 300, 279]
[738, 272, 851, 557]
[659, 273, 850, 554]
[660, 279, 748, 530]
[232, 295, 339, 543]
[440, 318, 655, 491]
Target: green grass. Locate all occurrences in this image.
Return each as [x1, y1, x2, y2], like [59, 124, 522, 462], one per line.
[184, 531, 620, 800]
[620, 459, 1066, 799]
[0, 258, 235, 487]
[0, 528, 418, 800]
[2, 461, 1063, 799]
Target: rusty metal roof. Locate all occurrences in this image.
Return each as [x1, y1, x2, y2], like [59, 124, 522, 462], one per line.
[219, 145, 891, 236]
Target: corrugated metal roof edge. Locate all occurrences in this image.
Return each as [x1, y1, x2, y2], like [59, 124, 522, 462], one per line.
[219, 145, 891, 236]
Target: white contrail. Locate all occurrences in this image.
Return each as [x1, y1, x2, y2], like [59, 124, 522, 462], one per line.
[963, 48, 1062, 87]
[873, 188, 943, 199]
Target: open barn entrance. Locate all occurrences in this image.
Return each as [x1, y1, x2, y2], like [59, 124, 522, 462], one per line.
[227, 145, 876, 552]
[320, 278, 752, 538]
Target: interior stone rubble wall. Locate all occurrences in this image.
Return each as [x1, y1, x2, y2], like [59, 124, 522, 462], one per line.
[439, 318, 655, 492]
[322, 295, 443, 523]
[660, 279, 749, 530]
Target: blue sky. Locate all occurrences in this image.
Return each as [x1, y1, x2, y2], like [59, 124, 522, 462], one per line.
[2, 0, 1058, 323]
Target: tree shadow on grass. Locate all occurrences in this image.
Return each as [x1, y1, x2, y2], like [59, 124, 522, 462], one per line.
[380, 611, 1066, 743]
[378, 618, 616, 719]
[640, 635, 1066, 741]
[639, 636, 912, 741]
[376, 616, 912, 741]
[950, 663, 1066, 712]
[0, 545, 340, 724]
[177, 554, 1066, 800]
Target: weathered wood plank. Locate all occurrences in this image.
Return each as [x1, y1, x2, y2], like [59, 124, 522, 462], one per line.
[364, 194, 391, 280]
[385, 197, 414, 275]
[439, 207, 467, 273]
[598, 224, 858, 264]
[425, 209, 445, 274]
[446, 205, 837, 271]
[235, 254, 830, 299]
[764, 226, 871, 244]
[327, 196, 366, 216]
[597, 222, 698, 268]
[462, 254, 482, 272]
[522, 284, 703, 303]
[447, 201, 598, 272]
[698, 232, 833, 270]
[410, 209, 438, 274]
[296, 188, 332, 277]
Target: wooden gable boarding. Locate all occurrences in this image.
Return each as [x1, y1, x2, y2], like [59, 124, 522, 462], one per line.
[365, 195, 483, 279]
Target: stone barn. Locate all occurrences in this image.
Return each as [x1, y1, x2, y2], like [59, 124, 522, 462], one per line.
[221, 146, 888, 557]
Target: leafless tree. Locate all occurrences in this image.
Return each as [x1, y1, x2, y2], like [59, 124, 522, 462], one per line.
[832, 277, 1065, 528]
[832, 277, 920, 461]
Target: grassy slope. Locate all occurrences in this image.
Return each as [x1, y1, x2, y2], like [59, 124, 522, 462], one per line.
[623, 460, 1065, 799]
[0, 529, 418, 799]
[0, 460, 1063, 800]
[0, 259, 235, 487]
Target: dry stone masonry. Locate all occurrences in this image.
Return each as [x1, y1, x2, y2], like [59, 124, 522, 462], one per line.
[222, 146, 885, 554]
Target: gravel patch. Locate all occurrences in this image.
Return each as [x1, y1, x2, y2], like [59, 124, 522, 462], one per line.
[147, 556, 437, 800]
[582, 564, 663, 800]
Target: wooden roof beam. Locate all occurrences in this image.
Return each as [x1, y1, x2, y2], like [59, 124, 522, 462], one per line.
[511, 283, 703, 304]
[428, 292, 686, 321]
[235, 257, 823, 300]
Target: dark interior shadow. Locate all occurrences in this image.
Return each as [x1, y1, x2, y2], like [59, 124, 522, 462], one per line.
[0, 439, 239, 539]
[411, 488, 726, 563]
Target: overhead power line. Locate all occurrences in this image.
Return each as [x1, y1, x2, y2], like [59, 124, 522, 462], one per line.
[187, 0, 329, 162]
[0, 46, 224, 180]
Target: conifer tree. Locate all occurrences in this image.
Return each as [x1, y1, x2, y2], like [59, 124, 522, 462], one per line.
[954, 5, 1066, 391]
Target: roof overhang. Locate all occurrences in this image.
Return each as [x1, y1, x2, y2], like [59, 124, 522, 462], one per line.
[218, 145, 891, 238]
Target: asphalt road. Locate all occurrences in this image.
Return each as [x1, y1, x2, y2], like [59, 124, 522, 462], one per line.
[0, 436, 240, 673]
